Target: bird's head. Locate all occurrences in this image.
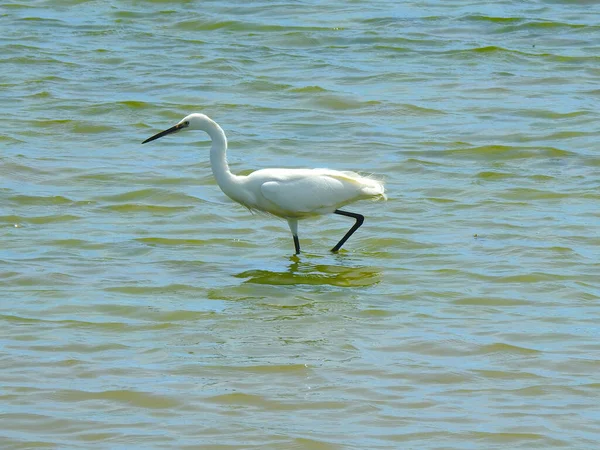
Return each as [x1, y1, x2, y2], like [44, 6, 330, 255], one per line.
[142, 113, 215, 144]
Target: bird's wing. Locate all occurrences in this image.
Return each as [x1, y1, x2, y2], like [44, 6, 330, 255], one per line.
[260, 174, 358, 214]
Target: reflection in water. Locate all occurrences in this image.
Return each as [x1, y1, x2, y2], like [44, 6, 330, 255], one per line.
[234, 255, 382, 287]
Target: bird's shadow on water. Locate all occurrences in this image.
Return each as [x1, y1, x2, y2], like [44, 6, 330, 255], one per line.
[233, 253, 382, 287]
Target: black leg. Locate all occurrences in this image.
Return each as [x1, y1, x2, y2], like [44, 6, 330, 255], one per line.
[293, 235, 300, 254]
[331, 210, 364, 252]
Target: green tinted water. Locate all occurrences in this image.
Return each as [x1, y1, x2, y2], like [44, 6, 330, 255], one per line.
[2, 1, 600, 448]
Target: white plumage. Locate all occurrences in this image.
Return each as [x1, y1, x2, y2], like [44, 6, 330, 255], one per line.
[143, 113, 385, 254]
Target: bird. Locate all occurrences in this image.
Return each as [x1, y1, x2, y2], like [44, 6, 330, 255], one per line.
[142, 113, 386, 254]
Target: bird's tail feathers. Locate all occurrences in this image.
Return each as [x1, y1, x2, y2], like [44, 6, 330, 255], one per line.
[361, 175, 387, 200]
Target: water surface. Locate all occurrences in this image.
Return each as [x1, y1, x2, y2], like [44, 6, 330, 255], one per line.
[2, 1, 600, 448]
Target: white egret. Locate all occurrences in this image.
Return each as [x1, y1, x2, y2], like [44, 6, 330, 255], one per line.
[142, 113, 386, 254]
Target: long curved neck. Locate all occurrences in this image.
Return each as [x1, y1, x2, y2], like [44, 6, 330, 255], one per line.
[204, 119, 238, 192]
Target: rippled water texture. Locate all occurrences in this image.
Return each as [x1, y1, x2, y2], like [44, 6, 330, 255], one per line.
[2, 1, 600, 448]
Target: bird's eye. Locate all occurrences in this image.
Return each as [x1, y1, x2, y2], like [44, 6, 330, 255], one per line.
[184, 121, 190, 126]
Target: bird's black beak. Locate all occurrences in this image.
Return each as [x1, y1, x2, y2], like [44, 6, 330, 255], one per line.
[142, 122, 187, 144]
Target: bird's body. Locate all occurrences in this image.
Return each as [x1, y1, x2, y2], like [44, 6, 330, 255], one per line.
[224, 167, 384, 218]
[143, 113, 385, 254]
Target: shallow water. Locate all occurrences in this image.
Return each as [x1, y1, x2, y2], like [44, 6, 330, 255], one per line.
[2, 1, 600, 448]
